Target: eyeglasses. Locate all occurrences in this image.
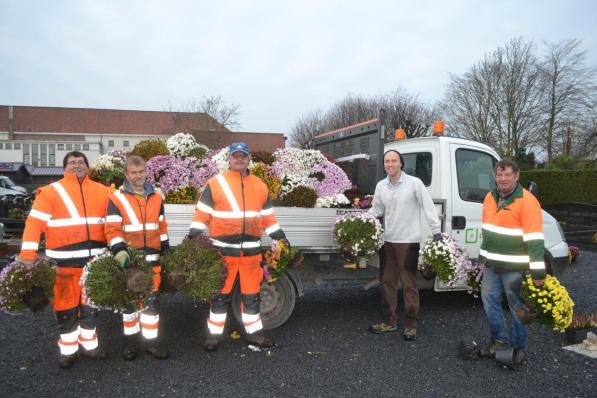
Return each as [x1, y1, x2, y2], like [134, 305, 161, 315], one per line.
[231, 153, 249, 159]
[66, 160, 87, 167]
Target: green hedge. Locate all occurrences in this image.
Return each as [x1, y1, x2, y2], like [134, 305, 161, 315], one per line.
[519, 169, 597, 205]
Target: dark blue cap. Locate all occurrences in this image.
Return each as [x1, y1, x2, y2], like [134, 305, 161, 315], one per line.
[229, 142, 250, 155]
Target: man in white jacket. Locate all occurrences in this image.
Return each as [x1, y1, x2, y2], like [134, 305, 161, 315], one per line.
[368, 150, 441, 341]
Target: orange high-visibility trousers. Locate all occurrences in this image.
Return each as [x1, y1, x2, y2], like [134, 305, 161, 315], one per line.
[220, 254, 263, 295]
[207, 254, 264, 335]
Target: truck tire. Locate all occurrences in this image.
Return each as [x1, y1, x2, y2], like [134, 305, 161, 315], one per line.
[231, 274, 296, 331]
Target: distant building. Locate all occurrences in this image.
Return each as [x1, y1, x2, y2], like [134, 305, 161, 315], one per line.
[0, 105, 286, 166]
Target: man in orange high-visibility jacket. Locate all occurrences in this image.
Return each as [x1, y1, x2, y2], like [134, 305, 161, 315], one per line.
[104, 155, 170, 361]
[20, 151, 111, 368]
[479, 159, 546, 365]
[189, 142, 289, 352]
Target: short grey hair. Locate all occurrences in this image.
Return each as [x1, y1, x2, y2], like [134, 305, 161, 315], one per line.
[494, 158, 520, 174]
[125, 155, 146, 171]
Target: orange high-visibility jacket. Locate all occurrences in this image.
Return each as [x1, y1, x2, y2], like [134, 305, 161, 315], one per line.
[479, 184, 545, 280]
[104, 182, 169, 264]
[20, 173, 111, 267]
[189, 170, 285, 256]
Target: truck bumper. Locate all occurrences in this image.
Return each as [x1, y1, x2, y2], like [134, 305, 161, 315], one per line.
[546, 241, 569, 276]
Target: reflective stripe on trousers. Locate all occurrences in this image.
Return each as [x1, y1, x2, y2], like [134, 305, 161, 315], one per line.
[79, 327, 99, 351]
[58, 328, 80, 356]
[123, 311, 159, 340]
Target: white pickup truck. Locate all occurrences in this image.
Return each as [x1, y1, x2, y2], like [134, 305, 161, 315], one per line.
[165, 135, 569, 329]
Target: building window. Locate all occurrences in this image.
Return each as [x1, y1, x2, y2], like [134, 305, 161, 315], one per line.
[23, 143, 30, 164]
[32, 144, 39, 166]
[66, 144, 73, 150]
[58, 144, 64, 150]
[108, 140, 114, 147]
[14, 143, 21, 149]
[49, 144, 56, 166]
[83, 144, 89, 150]
[123, 140, 130, 147]
[5, 143, 12, 149]
[74, 144, 81, 150]
[0, 143, 3, 149]
[40, 144, 48, 166]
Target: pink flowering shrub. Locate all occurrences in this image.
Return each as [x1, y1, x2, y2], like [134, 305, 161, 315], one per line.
[146, 155, 218, 197]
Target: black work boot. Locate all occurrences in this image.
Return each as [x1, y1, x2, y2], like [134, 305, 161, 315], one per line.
[145, 339, 169, 360]
[58, 353, 78, 369]
[122, 334, 139, 361]
[245, 331, 273, 348]
[203, 334, 220, 352]
[80, 347, 108, 360]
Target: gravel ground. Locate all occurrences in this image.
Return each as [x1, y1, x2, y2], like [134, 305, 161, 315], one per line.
[1, 252, 595, 398]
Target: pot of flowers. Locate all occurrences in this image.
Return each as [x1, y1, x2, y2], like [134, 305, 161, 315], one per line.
[80, 248, 154, 311]
[0, 257, 56, 314]
[160, 235, 227, 302]
[517, 274, 575, 333]
[564, 313, 597, 344]
[332, 212, 383, 268]
[420, 234, 470, 285]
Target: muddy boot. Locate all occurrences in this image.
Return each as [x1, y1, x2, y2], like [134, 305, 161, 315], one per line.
[245, 331, 273, 348]
[80, 347, 108, 360]
[203, 334, 220, 352]
[479, 340, 507, 359]
[58, 353, 78, 369]
[122, 334, 139, 361]
[145, 339, 169, 360]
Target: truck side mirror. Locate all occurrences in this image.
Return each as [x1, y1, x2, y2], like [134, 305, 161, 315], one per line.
[527, 181, 538, 196]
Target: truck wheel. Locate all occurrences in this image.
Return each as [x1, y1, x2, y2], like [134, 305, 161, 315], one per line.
[231, 274, 296, 330]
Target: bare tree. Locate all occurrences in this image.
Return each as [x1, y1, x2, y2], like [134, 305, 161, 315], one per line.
[440, 38, 544, 157]
[289, 88, 435, 148]
[439, 61, 499, 148]
[171, 95, 241, 130]
[381, 88, 437, 139]
[323, 93, 378, 130]
[289, 109, 325, 149]
[539, 39, 597, 161]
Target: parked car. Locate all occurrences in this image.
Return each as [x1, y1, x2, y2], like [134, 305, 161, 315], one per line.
[0, 176, 27, 194]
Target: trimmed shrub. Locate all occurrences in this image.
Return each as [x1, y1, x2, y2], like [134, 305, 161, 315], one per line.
[520, 169, 597, 205]
[129, 139, 169, 161]
[282, 186, 318, 208]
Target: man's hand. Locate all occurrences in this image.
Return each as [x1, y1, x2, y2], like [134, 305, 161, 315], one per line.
[534, 279, 545, 287]
[433, 233, 442, 242]
[281, 238, 291, 251]
[114, 250, 130, 269]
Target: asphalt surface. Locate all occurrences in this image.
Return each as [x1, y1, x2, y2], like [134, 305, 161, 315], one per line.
[1, 252, 595, 398]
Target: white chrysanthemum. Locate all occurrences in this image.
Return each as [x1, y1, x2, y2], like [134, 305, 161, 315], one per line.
[167, 132, 208, 158]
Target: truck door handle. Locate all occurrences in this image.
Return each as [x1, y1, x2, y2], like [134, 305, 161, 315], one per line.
[452, 216, 466, 230]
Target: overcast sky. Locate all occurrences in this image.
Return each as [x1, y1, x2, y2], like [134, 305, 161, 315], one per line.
[1, 0, 596, 135]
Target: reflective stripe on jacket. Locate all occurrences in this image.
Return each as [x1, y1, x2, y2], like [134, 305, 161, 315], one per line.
[189, 170, 285, 256]
[104, 182, 169, 265]
[20, 173, 110, 266]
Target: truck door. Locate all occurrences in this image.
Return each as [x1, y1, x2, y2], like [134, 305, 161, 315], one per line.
[449, 145, 497, 259]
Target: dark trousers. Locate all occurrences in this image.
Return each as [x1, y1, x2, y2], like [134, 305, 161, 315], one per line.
[380, 242, 420, 329]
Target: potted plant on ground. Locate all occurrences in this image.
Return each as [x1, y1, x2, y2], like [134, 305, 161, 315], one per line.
[565, 313, 597, 344]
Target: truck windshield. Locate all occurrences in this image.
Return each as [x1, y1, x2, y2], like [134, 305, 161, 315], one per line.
[402, 152, 432, 186]
[455, 149, 497, 202]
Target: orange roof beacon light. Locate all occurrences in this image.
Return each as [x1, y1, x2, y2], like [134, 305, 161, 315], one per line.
[432, 120, 445, 136]
[394, 128, 406, 141]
